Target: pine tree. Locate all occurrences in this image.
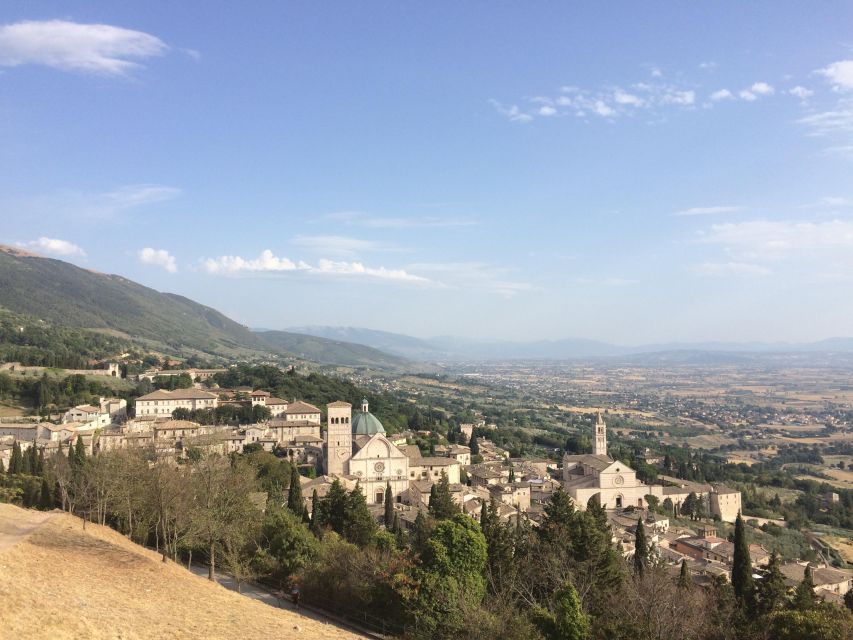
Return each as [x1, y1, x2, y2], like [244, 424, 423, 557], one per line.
[731, 512, 754, 610]
[9, 441, 22, 474]
[633, 517, 648, 577]
[756, 551, 788, 614]
[679, 559, 691, 589]
[287, 465, 304, 517]
[428, 472, 458, 520]
[412, 510, 432, 552]
[343, 484, 377, 547]
[384, 482, 394, 528]
[39, 477, 53, 510]
[792, 565, 818, 611]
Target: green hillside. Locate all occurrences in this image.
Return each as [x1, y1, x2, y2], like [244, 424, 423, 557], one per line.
[255, 329, 411, 370]
[0, 246, 267, 359]
[0, 246, 414, 370]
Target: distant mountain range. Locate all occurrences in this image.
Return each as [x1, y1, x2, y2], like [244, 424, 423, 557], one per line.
[288, 325, 853, 362]
[0, 246, 411, 370]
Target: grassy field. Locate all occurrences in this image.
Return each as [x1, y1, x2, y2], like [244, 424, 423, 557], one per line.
[0, 504, 366, 640]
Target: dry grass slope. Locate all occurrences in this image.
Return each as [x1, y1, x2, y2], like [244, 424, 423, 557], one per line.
[0, 504, 366, 640]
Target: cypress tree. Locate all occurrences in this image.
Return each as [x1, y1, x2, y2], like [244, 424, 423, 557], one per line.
[309, 488, 322, 537]
[287, 465, 304, 517]
[731, 512, 754, 610]
[36, 447, 44, 475]
[39, 477, 53, 510]
[756, 551, 788, 614]
[0, 458, 4, 475]
[9, 442, 22, 474]
[679, 559, 691, 589]
[28, 444, 38, 475]
[74, 436, 86, 468]
[383, 482, 394, 528]
[412, 510, 432, 552]
[508, 467, 515, 483]
[792, 565, 818, 611]
[469, 435, 479, 456]
[21, 445, 32, 475]
[343, 485, 377, 547]
[633, 517, 648, 577]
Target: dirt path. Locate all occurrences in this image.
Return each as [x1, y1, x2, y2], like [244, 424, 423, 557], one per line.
[0, 506, 55, 552]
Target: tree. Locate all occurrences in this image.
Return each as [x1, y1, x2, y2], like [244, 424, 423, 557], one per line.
[309, 488, 322, 537]
[757, 551, 788, 614]
[73, 437, 87, 469]
[429, 472, 458, 520]
[844, 588, 853, 613]
[731, 512, 754, 610]
[634, 517, 648, 577]
[39, 476, 53, 510]
[532, 583, 590, 640]
[766, 607, 853, 640]
[540, 487, 576, 542]
[412, 510, 433, 553]
[286, 465, 304, 518]
[256, 505, 318, 583]
[343, 485, 377, 547]
[9, 442, 22, 474]
[384, 482, 394, 528]
[679, 559, 691, 589]
[469, 435, 480, 456]
[792, 565, 818, 611]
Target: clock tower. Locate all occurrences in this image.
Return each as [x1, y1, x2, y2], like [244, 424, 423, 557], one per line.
[593, 410, 608, 457]
[325, 401, 352, 475]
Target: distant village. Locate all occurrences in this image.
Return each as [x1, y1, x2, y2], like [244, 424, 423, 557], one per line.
[1, 362, 852, 604]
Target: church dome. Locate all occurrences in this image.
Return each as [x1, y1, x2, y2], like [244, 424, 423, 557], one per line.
[352, 398, 385, 436]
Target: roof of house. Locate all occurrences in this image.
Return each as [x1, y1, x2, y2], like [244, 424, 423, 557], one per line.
[414, 457, 459, 467]
[266, 397, 288, 405]
[563, 454, 617, 472]
[251, 390, 271, 397]
[72, 405, 102, 413]
[327, 401, 352, 408]
[780, 563, 853, 587]
[284, 401, 321, 414]
[154, 420, 201, 431]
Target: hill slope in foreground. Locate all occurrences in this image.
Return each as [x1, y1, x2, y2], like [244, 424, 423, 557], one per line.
[0, 504, 364, 640]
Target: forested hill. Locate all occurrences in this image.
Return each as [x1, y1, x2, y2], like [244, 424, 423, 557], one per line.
[0, 246, 411, 369]
[254, 330, 411, 370]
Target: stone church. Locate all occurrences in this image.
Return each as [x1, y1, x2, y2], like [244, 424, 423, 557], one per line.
[563, 412, 742, 521]
[324, 399, 409, 504]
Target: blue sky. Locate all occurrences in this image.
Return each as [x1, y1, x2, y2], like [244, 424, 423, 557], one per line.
[1, 3, 853, 343]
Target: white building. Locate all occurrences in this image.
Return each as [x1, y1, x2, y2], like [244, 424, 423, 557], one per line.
[135, 388, 218, 417]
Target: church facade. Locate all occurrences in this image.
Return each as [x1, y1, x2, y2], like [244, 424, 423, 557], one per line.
[563, 412, 741, 521]
[323, 399, 410, 504]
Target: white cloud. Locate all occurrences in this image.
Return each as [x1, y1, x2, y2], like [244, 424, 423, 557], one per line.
[489, 100, 533, 123]
[593, 100, 616, 117]
[674, 205, 744, 217]
[613, 90, 644, 106]
[650, 67, 663, 78]
[24, 237, 85, 257]
[701, 219, 853, 259]
[817, 60, 853, 91]
[0, 20, 167, 76]
[292, 235, 384, 256]
[202, 250, 308, 275]
[137, 247, 177, 273]
[574, 276, 638, 287]
[695, 261, 771, 277]
[660, 89, 695, 106]
[538, 105, 557, 116]
[738, 83, 773, 102]
[201, 249, 426, 283]
[799, 196, 852, 209]
[797, 101, 853, 136]
[699, 62, 717, 70]
[789, 86, 814, 100]
[710, 89, 734, 101]
[314, 259, 428, 283]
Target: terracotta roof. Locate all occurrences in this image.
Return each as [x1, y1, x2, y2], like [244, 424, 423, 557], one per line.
[72, 405, 102, 413]
[266, 397, 288, 405]
[327, 401, 352, 408]
[251, 390, 271, 397]
[413, 457, 459, 467]
[284, 401, 321, 414]
[154, 420, 201, 430]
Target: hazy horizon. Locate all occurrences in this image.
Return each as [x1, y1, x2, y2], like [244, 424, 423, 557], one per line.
[2, 4, 853, 344]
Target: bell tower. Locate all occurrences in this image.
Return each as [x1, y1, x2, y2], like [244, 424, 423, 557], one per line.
[593, 410, 608, 457]
[325, 401, 352, 475]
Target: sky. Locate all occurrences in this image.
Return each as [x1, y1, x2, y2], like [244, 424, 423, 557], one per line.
[1, 3, 853, 344]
